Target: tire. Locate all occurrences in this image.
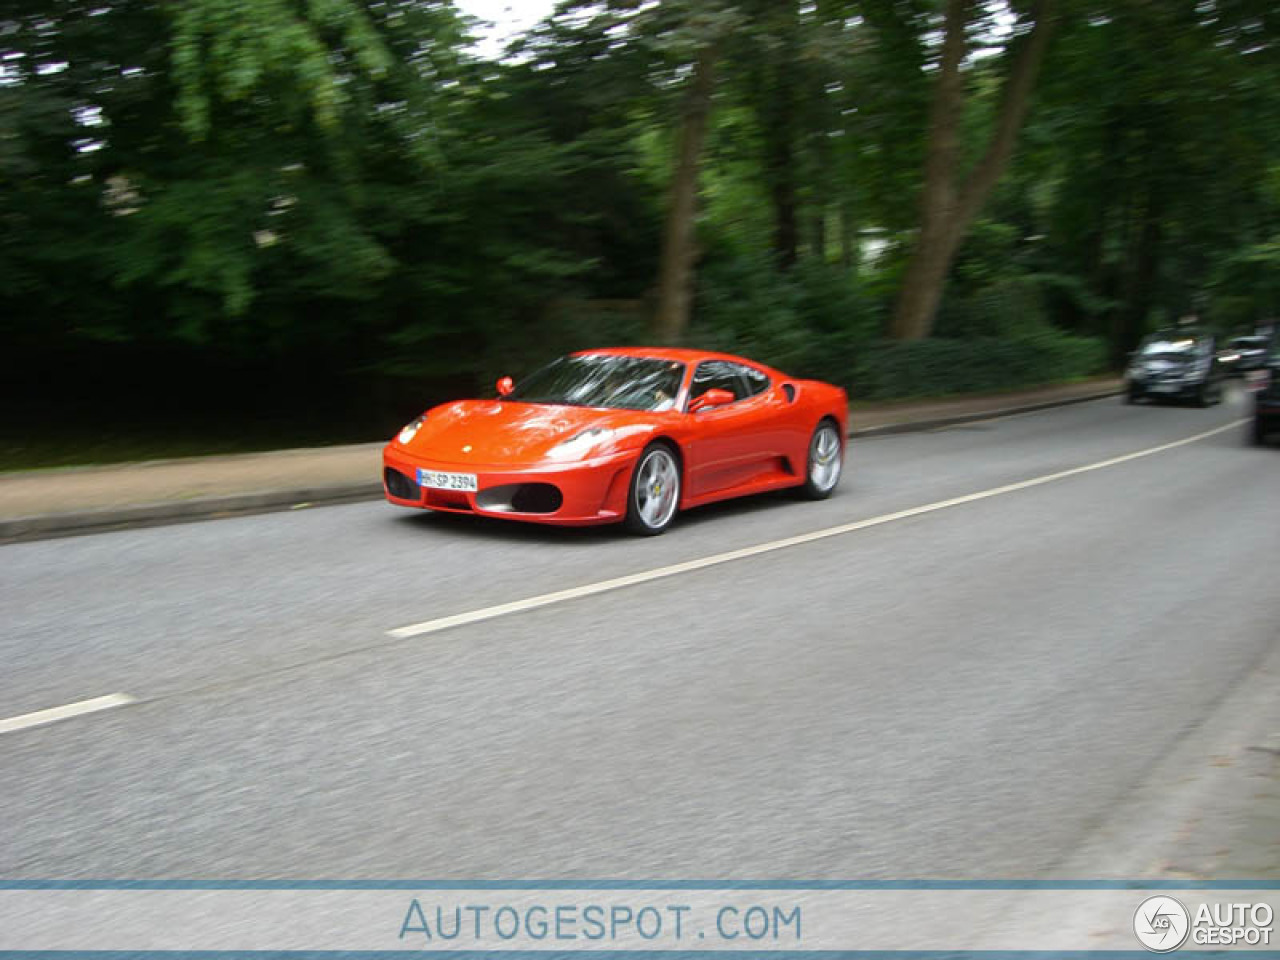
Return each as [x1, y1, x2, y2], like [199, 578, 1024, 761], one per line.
[1195, 383, 1211, 408]
[800, 419, 844, 500]
[1125, 386, 1141, 404]
[624, 443, 681, 536]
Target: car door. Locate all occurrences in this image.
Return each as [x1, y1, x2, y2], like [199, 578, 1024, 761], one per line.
[684, 360, 781, 498]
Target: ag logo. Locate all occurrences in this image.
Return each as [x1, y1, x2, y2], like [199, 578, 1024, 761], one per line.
[1134, 896, 1190, 952]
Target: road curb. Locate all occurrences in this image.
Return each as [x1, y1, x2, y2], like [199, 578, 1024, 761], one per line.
[1, 384, 1123, 544]
[0, 482, 382, 544]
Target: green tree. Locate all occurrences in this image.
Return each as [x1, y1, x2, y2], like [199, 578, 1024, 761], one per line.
[890, 0, 1057, 341]
[1023, 0, 1280, 357]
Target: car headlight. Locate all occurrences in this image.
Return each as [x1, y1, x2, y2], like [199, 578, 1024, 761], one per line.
[398, 414, 427, 445]
[1129, 366, 1146, 381]
[546, 427, 614, 462]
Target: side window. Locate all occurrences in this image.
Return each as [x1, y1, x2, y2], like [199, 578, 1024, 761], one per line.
[690, 361, 747, 403]
[737, 364, 770, 397]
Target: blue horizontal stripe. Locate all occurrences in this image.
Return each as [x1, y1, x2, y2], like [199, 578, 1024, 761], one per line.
[0, 879, 1277, 890]
[1, 951, 1273, 959]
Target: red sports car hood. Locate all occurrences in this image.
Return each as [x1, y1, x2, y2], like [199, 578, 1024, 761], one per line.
[401, 400, 646, 466]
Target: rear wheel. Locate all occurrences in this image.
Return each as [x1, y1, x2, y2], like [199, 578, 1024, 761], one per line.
[800, 420, 843, 499]
[625, 443, 681, 535]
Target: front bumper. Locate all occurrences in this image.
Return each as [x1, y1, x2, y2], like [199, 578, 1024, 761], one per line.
[382, 444, 637, 526]
[1130, 378, 1204, 400]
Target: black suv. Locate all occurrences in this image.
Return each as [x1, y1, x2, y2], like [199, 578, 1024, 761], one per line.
[1252, 345, 1280, 446]
[1126, 330, 1224, 406]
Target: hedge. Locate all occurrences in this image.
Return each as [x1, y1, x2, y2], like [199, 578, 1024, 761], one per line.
[848, 330, 1109, 402]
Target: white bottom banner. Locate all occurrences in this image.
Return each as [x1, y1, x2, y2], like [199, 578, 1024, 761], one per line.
[0, 885, 1275, 952]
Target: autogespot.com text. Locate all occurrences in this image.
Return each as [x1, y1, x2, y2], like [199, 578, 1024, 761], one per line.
[399, 899, 802, 945]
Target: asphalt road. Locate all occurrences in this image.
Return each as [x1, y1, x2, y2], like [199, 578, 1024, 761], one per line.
[2, 388, 1277, 880]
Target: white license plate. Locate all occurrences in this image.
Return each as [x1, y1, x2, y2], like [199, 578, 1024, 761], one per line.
[1150, 383, 1178, 393]
[417, 469, 478, 492]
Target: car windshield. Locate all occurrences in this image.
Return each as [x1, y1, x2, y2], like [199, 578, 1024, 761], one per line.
[1138, 339, 1200, 361]
[507, 355, 685, 412]
[1231, 337, 1268, 350]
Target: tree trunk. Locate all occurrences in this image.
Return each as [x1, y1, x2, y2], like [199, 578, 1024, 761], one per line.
[762, 85, 798, 266]
[890, 0, 1056, 341]
[652, 46, 718, 345]
[839, 200, 857, 272]
[745, 0, 800, 271]
[811, 206, 826, 262]
[1113, 189, 1164, 365]
[894, 218, 966, 340]
[770, 168, 798, 270]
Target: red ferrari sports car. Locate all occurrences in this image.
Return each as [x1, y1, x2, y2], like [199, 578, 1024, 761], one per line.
[382, 347, 848, 535]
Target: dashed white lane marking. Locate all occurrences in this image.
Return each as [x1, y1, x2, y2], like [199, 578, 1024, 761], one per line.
[389, 419, 1248, 640]
[0, 693, 137, 735]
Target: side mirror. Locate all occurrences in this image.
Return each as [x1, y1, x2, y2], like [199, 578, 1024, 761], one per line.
[496, 376, 514, 397]
[689, 388, 735, 413]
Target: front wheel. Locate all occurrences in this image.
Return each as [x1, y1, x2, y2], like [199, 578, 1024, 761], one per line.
[800, 420, 843, 500]
[1253, 416, 1270, 447]
[625, 443, 681, 535]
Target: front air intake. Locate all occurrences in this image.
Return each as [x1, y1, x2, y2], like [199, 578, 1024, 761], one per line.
[384, 467, 419, 500]
[475, 483, 563, 514]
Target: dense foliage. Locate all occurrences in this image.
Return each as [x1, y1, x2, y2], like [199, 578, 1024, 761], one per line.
[853, 330, 1108, 401]
[2, 0, 1278, 450]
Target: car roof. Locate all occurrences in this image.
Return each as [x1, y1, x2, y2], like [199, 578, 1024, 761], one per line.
[1146, 328, 1208, 339]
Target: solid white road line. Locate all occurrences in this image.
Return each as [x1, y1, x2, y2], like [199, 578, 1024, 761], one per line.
[389, 418, 1249, 640]
[0, 693, 137, 735]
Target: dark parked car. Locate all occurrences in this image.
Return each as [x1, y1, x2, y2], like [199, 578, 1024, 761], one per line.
[1126, 331, 1224, 406]
[1220, 335, 1271, 376]
[1252, 346, 1280, 446]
